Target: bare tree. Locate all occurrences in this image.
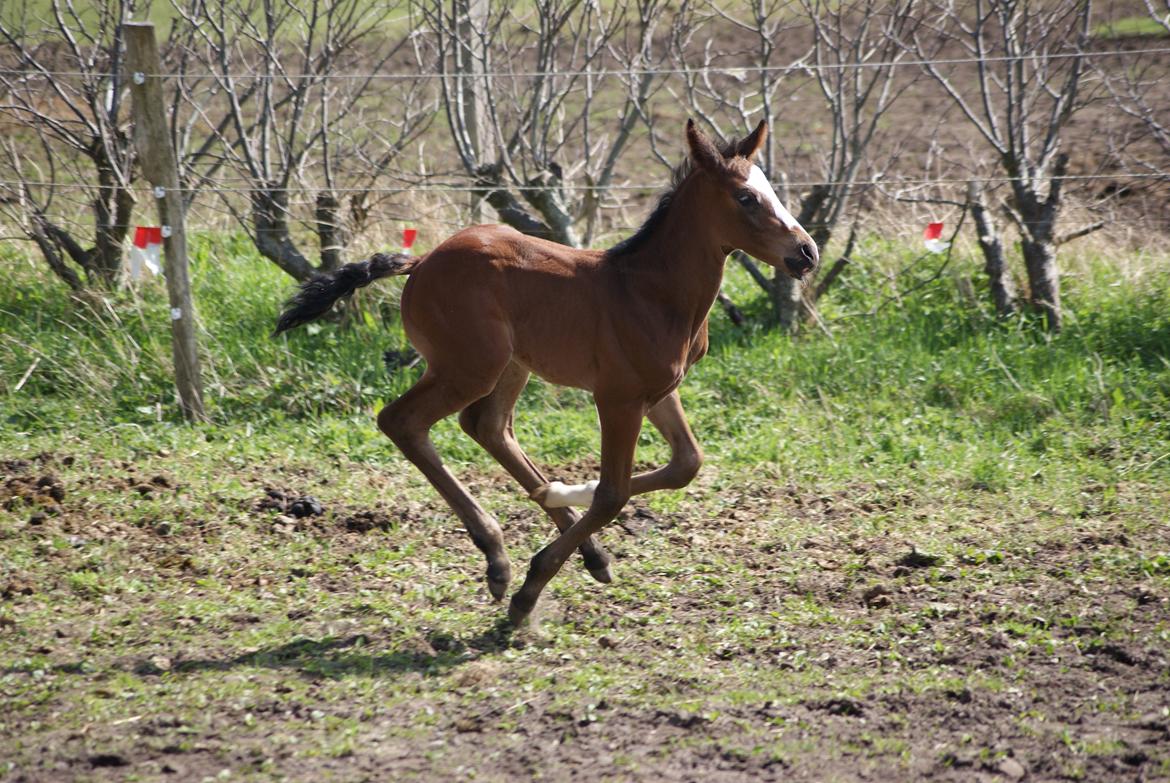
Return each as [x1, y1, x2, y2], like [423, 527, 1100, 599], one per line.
[0, 0, 142, 290]
[668, 0, 919, 330]
[967, 179, 1017, 317]
[1095, 2, 1170, 183]
[176, 0, 431, 281]
[415, 0, 673, 247]
[906, 0, 1094, 331]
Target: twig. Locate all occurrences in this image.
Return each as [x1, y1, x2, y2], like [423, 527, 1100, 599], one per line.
[1056, 221, 1105, 246]
[13, 357, 40, 392]
[716, 291, 746, 326]
[989, 346, 1023, 392]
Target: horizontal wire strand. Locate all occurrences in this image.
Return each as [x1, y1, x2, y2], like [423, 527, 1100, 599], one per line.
[1, 46, 1167, 81]
[1, 172, 1164, 193]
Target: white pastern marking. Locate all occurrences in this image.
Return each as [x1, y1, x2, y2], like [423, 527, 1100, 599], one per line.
[543, 479, 599, 508]
[747, 165, 799, 231]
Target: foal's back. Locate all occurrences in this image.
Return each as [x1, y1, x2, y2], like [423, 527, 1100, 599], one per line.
[401, 224, 611, 392]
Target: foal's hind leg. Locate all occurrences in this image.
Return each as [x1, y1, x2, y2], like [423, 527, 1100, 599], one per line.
[459, 362, 614, 584]
[533, 390, 702, 506]
[378, 371, 512, 600]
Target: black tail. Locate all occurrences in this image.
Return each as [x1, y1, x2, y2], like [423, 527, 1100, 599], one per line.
[273, 253, 418, 335]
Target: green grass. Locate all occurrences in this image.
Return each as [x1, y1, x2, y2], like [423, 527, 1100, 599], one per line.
[1093, 15, 1169, 39]
[1, 237, 1169, 780]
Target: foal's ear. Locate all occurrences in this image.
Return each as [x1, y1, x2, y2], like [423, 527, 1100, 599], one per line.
[686, 119, 725, 173]
[734, 120, 769, 161]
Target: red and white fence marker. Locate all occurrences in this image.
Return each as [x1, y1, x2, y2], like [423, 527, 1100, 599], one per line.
[923, 221, 950, 254]
[129, 226, 163, 279]
[402, 228, 418, 255]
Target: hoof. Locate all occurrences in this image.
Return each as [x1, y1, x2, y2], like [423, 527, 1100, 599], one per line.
[587, 564, 613, 584]
[583, 548, 614, 584]
[508, 593, 536, 626]
[486, 560, 511, 602]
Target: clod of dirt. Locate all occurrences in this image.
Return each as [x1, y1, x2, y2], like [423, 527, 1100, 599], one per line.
[657, 710, 710, 728]
[27, 511, 47, 526]
[341, 509, 394, 533]
[598, 635, 619, 650]
[2, 579, 35, 599]
[1, 459, 32, 474]
[257, 487, 292, 512]
[3, 473, 65, 510]
[89, 753, 128, 768]
[1094, 643, 1139, 666]
[427, 630, 463, 653]
[150, 475, 173, 488]
[35, 476, 66, 502]
[1134, 587, 1158, 605]
[945, 687, 974, 704]
[862, 584, 893, 608]
[618, 506, 658, 537]
[133, 483, 156, 496]
[994, 756, 1026, 780]
[273, 515, 297, 535]
[896, 549, 944, 568]
[1121, 750, 1149, 767]
[289, 496, 324, 518]
[454, 716, 484, 733]
[814, 698, 865, 717]
[452, 660, 503, 688]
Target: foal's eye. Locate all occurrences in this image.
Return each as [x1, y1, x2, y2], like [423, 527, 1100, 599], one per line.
[736, 192, 757, 208]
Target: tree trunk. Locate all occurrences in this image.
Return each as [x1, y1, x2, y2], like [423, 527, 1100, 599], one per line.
[457, 0, 491, 224]
[252, 189, 315, 281]
[523, 166, 579, 247]
[30, 215, 85, 292]
[768, 186, 833, 331]
[771, 270, 802, 332]
[91, 151, 134, 286]
[1020, 236, 1061, 332]
[967, 182, 1016, 317]
[315, 192, 346, 273]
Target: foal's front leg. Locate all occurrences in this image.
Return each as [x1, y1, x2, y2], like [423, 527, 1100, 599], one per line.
[533, 391, 702, 507]
[509, 398, 644, 625]
[458, 362, 614, 583]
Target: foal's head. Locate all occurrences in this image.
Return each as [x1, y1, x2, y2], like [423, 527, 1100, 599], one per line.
[686, 119, 820, 280]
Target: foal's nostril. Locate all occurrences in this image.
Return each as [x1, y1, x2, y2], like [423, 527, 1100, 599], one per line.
[783, 256, 812, 278]
[800, 242, 817, 265]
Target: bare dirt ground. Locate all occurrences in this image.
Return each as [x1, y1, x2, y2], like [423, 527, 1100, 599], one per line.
[2, 448, 1168, 782]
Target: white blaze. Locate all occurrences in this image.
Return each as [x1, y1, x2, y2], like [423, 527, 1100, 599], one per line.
[542, 479, 598, 508]
[747, 165, 799, 231]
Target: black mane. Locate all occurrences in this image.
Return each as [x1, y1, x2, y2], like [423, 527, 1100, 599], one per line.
[606, 131, 750, 259]
[606, 158, 695, 259]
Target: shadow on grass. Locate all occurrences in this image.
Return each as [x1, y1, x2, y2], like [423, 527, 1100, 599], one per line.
[163, 617, 517, 680]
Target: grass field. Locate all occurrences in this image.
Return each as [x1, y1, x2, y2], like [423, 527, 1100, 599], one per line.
[2, 238, 1169, 782]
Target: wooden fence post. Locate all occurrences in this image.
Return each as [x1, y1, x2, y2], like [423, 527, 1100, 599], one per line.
[124, 22, 207, 422]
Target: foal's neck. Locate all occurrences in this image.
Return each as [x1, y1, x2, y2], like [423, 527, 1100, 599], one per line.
[620, 178, 727, 321]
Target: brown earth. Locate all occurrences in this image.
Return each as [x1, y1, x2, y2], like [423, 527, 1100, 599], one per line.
[2, 450, 1168, 782]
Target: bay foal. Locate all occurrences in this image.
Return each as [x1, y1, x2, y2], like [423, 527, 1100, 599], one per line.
[276, 120, 818, 624]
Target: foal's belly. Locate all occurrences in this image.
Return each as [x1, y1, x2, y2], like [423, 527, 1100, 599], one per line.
[510, 338, 597, 392]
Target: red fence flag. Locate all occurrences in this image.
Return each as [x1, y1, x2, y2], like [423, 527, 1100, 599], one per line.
[402, 228, 418, 255]
[923, 222, 950, 254]
[129, 226, 163, 279]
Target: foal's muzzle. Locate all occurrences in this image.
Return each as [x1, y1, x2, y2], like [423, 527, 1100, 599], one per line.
[783, 241, 819, 280]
